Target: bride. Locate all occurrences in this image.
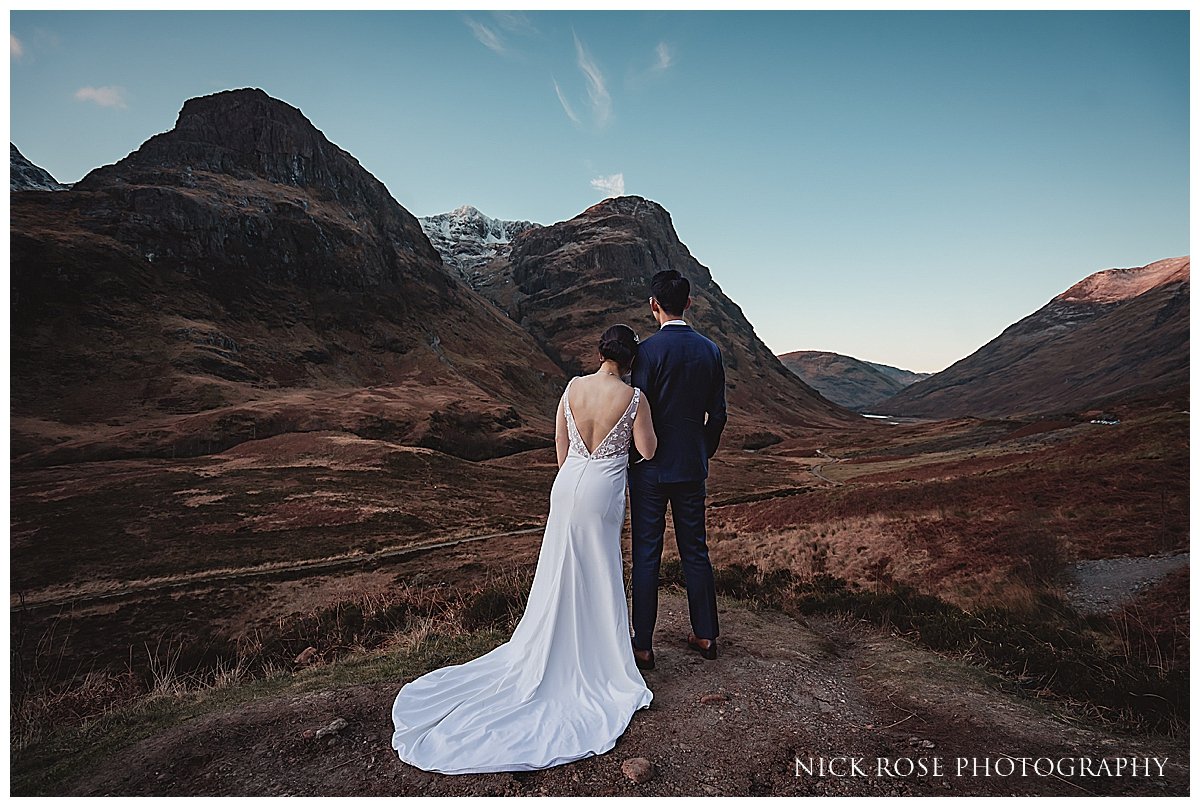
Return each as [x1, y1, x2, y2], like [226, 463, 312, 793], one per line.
[391, 324, 658, 774]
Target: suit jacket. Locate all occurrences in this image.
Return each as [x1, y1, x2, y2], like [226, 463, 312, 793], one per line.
[630, 323, 728, 483]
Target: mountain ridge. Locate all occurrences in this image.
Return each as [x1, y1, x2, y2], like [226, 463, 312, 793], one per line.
[470, 194, 860, 442]
[881, 256, 1189, 418]
[419, 205, 541, 280]
[778, 350, 932, 411]
[11, 87, 566, 464]
[10, 143, 70, 191]
[11, 89, 854, 466]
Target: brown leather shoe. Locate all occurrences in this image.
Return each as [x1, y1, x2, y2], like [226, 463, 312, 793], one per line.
[631, 641, 655, 671]
[686, 633, 718, 660]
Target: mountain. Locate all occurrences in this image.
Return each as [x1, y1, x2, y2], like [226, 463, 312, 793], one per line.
[419, 205, 540, 281]
[881, 256, 1190, 418]
[11, 143, 70, 191]
[11, 87, 565, 464]
[471, 195, 859, 445]
[863, 361, 931, 388]
[778, 351, 932, 411]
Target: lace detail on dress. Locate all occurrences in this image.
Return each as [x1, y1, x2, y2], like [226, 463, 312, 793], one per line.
[562, 380, 641, 460]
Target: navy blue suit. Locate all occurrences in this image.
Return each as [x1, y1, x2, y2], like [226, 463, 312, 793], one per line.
[629, 322, 727, 650]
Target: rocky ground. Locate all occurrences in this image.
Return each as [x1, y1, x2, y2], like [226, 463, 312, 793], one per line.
[1065, 551, 1191, 616]
[56, 591, 1187, 797]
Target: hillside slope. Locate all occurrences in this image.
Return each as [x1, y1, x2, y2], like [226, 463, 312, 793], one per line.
[882, 257, 1189, 417]
[473, 195, 859, 445]
[778, 350, 931, 411]
[10, 143, 70, 191]
[11, 88, 565, 464]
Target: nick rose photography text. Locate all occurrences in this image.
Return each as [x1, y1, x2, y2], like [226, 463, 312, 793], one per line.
[794, 757, 1169, 778]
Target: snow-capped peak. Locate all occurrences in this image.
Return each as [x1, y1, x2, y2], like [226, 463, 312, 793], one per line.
[419, 205, 542, 279]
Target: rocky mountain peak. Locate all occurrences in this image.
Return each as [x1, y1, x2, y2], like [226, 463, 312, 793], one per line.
[471, 195, 856, 436]
[419, 205, 541, 279]
[882, 255, 1190, 418]
[1054, 256, 1190, 305]
[65, 87, 441, 278]
[11, 143, 69, 191]
[581, 194, 663, 218]
[11, 89, 567, 462]
[578, 195, 675, 233]
[72, 87, 411, 221]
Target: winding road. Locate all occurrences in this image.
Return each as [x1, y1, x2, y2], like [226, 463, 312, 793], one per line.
[809, 449, 844, 486]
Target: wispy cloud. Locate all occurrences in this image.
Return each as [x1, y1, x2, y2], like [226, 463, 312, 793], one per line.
[493, 11, 537, 35]
[590, 173, 625, 197]
[463, 16, 507, 56]
[572, 31, 611, 125]
[13, 28, 61, 62]
[74, 85, 128, 109]
[553, 78, 582, 126]
[653, 41, 674, 71]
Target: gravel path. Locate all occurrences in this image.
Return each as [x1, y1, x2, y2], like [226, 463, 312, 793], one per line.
[1063, 551, 1189, 615]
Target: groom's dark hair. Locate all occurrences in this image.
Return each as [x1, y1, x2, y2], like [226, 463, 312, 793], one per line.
[650, 270, 690, 317]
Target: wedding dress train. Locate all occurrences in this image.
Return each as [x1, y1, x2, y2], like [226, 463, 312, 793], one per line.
[391, 380, 653, 774]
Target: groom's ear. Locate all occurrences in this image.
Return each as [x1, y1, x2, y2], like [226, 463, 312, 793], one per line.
[684, 296, 693, 311]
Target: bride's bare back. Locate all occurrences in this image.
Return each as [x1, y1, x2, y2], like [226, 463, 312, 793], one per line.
[555, 372, 656, 465]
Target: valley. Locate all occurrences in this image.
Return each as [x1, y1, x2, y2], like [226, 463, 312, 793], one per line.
[10, 388, 1188, 796]
[9, 86, 1189, 796]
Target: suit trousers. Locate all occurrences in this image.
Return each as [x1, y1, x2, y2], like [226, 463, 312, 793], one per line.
[628, 470, 719, 650]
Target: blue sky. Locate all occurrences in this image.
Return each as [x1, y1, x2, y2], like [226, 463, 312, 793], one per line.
[9, 10, 1189, 372]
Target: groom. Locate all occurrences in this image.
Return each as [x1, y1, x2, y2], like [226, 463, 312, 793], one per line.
[628, 269, 728, 670]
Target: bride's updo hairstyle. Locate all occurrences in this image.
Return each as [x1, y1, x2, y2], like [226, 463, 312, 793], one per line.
[599, 324, 639, 371]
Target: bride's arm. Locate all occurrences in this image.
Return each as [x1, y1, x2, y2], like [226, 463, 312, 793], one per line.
[632, 393, 657, 460]
[555, 396, 569, 467]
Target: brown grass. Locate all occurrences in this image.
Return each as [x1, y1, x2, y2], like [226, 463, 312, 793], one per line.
[707, 509, 1071, 613]
[1103, 567, 1190, 672]
[11, 567, 536, 754]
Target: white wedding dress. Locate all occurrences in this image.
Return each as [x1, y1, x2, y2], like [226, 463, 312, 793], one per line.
[391, 379, 653, 774]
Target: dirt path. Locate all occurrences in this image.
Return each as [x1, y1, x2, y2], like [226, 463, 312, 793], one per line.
[809, 449, 844, 486]
[1064, 551, 1190, 615]
[60, 592, 1186, 797]
[10, 527, 545, 614]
